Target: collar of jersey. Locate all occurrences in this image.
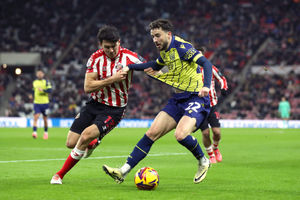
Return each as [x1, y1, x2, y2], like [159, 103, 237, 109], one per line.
[164, 35, 175, 52]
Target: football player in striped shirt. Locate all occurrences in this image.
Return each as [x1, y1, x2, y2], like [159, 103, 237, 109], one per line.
[103, 19, 212, 184]
[31, 69, 52, 139]
[50, 25, 144, 184]
[198, 47, 228, 163]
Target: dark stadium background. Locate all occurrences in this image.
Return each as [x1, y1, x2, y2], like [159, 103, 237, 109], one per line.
[1, 0, 299, 120]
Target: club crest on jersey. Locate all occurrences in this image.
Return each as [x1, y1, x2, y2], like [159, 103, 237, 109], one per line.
[102, 65, 107, 72]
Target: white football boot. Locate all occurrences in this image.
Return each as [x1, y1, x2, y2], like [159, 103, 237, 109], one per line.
[102, 165, 125, 184]
[194, 156, 210, 184]
[50, 174, 62, 184]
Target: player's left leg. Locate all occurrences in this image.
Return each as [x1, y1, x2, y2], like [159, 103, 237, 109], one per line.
[200, 117, 216, 163]
[42, 115, 48, 139]
[50, 124, 100, 184]
[32, 113, 40, 138]
[202, 128, 216, 163]
[208, 106, 222, 162]
[211, 127, 222, 162]
[66, 131, 81, 149]
[175, 116, 210, 184]
[65, 130, 100, 157]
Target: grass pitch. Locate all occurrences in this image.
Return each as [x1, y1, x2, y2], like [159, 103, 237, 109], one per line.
[0, 128, 299, 200]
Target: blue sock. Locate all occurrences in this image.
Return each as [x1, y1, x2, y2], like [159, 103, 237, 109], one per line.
[127, 134, 154, 168]
[44, 127, 48, 132]
[178, 135, 204, 160]
[33, 126, 37, 132]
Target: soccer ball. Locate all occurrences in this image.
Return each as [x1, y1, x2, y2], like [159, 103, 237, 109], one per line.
[134, 167, 159, 190]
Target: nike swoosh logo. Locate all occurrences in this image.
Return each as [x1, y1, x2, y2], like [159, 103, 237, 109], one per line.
[194, 170, 207, 182]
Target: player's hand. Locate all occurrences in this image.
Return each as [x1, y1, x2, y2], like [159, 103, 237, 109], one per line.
[114, 70, 127, 81]
[198, 87, 210, 97]
[144, 67, 162, 76]
[38, 88, 43, 92]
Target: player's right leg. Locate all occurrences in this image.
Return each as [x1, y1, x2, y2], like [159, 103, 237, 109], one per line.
[103, 111, 177, 184]
[207, 106, 222, 162]
[42, 115, 48, 139]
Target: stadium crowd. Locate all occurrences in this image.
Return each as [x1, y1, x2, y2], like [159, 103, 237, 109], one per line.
[1, 0, 300, 119]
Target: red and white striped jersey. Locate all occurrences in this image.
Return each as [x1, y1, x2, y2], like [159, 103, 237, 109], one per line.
[86, 46, 143, 107]
[201, 65, 228, 107]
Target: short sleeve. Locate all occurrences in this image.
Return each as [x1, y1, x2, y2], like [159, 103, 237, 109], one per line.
[86, 55, 97, 73]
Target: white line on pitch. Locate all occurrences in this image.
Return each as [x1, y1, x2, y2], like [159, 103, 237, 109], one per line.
[0, 152, 188, 164]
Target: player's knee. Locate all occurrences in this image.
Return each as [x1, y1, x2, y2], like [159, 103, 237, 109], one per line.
[213, 131, 221, 137]
[80, 131, 93, 142]
[212, 128, 221, 136]
[202, 129, 210, 138]
[66, 141, 75, 149]
[146, 128, 161, 141]
[174, 130, 186, 141]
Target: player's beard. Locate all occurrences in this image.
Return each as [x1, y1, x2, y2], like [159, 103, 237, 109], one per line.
[107, 49, 118, 59]
[161, 41, 169, 51]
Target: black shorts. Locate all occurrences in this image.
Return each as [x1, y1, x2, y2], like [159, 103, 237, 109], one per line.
[70, 98, 126, 139]
[199, 105, 221, 131]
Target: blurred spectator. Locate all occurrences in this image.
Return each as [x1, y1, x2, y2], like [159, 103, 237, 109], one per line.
[2, 0, 300, 119]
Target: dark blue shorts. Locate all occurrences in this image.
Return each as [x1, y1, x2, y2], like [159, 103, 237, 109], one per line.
[34, 103, 50, 116]
[162, 92, 210, 131]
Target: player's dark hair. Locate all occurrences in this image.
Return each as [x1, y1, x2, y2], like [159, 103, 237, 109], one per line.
[149, 19, 174, 33]
[97, 25, 120, 43]
[36, 68, 44, 73]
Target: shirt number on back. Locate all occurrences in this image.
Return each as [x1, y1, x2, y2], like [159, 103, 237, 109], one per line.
[185, 102, 201, 113]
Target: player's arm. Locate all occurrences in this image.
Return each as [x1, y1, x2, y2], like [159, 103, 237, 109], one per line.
[179, 44, 212, 95]
[84, 71, 127, 93]
[43, 80, 52, 93]
[126, 61, 164, 71]
[125, 54, 164, 75]
[194, 56, 212, 89]
[213, 66, 228, 90]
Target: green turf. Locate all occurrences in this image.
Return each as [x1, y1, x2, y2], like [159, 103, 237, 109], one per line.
[0, 128, 299, 200]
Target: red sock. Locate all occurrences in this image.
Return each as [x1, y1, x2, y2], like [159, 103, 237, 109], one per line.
[88, 138, 98, 149]
[56, 155, 79, 179]
[208, 152, 214, 157]
[213, 143, 219, 150]
[56, 148, 84, 179]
